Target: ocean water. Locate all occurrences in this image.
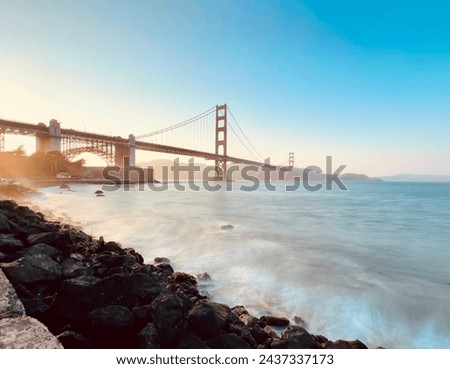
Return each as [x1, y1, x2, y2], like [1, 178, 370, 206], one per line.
[31, 181, 450, 348]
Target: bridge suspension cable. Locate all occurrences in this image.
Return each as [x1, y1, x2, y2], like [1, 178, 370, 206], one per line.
[136, 106, 216, 139]
[227, 107, 265, 162]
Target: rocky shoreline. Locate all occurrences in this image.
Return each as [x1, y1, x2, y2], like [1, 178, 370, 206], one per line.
[0, 199, 367, 349]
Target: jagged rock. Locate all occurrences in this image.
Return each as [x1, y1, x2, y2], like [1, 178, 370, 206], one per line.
[97, 252, 125, 267]
[232, 305, 249, 316]
[22, 243, 59, 261]
[324, 339, 368, 349]
[130, 273, 166, 305]
[207, 333, 252, 349]
[220, 225, 234, 231]
[252, 323, 269, 344]
[0, 316, 62, 349]
[196, 272, 212, 282]
[88, 305, 134, 331]
[0, 212, 11, 233]
[271, 326, 320, 349]
[137, 322, 160, 349]
[293, 315, 307, 328]
[0, 270, 25, 318]
[177, 334, 209, 349]
[102, 241, 126, 255]
[0, 234, 23, 254]
[61, 257, 92, 279]
[54, 274, 138, 325]
[172, 271, 197, 285]
[26, 232, 60, 247]
[154, 256, 170, 265]
[2, 254, 62, 285]
[260, 315, 290, 327]
[56, 330, 93, 348]
[150, 293, 189, 347]
[188, 301, 231, 339]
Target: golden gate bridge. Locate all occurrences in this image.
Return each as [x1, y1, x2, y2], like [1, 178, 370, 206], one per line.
[0, 104, 293, 180]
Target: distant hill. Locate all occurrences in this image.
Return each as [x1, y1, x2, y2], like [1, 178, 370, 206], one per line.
[137, 160, 381, 182]
[381, 174, 450, 182]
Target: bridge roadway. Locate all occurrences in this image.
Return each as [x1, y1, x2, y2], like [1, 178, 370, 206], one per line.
[0, 118, 272, 168]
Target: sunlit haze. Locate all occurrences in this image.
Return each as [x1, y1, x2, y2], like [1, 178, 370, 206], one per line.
[1, 0, 449, 176]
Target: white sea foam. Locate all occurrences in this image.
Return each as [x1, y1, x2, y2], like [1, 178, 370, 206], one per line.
[32, 182, 450, 348]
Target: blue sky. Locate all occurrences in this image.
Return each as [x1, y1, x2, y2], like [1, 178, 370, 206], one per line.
[0, 0, 449, 176]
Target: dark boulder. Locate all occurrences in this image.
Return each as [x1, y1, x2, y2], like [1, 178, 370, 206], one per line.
[171, 271, 197, 285]
[188, 301, 231, 340]
[260, 315, 290, 327]
[177, 334, 209, 349]
[0, 234, 24, 254]
[2, 254, 62, 285]
[252, 323, 269, 344]
[102, 241, 126, 255]
[150, 293, 189, 348]
[26, 232, 60, 247]
[137, 322, 160, 349]
[60, 257, 92, 279]
[271, 326, 320, 349]
[130, 273, 166, 305]
[22, 243, 59, 261]
[88, 305, 134, 330]
[207, 333, 252, 349]
[196, 272, 212, 282]
[97, 252, 125, 267]
[220, 225, 234, 231]
[53, 274, 137, 325]
[0, 212, 11, 233]
[154, 256, 170, 265]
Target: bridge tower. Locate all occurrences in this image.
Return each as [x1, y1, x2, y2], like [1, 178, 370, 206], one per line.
[215, 104, 227, 180]
[289, 152, 294, 169]
[36, 119, 61, 153]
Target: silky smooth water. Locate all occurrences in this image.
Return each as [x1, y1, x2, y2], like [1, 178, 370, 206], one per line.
[32, 181, 450, 348]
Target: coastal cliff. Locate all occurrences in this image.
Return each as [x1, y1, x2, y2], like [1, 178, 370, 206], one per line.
[0, 199, 367, 349]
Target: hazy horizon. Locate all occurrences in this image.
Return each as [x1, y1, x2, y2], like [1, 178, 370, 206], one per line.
[1, 1, 449, 177]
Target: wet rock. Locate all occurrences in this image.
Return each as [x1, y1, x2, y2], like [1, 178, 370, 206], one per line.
[0, 212, 11, 233]
[26, 232, 60, 247]
[0, 234, 23, 254]
[177, 334, 209, 349]
[130, 273, 165, 305]
[293, 315, 307, 328]
[271, 326, 320, 349]
[188, 301, 231, 339]
[61, 257, 92, 279]
[22, 243, 59, 261]
[207, 333, 252, 349]
[150, 293, 189, 348]
[56, 330, 93, 349]
[220, 224, 234, 231]
[154, 256, 170, 265]
[260, 315, 290, 327]
[54, 274, 137, 325]
[172, 271, 197, 285]
[137, 322, 160, 349]
[102, 241, 126, 255]
[232, 305, 249, 316]
[324, 339, 368, 349]
[196, 272, 212, 282]
[2, 254, 62, 285]
[252, 323, 269, 344]
[88, 305, 135, 348]
[97, 252, 125, 267]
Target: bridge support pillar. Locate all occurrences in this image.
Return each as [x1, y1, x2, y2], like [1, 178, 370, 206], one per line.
[36, 119, 61, 153]
[215, 104, 227, 181]
[289, 152, 294, 169]
[128, 134, 136, 167]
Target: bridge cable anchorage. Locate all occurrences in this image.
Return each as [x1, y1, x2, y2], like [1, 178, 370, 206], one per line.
[227, 107, 265, 162]
[135, 106, 216, 140]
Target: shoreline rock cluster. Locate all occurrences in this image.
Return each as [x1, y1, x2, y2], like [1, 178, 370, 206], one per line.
[0, 199, 367, 349]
